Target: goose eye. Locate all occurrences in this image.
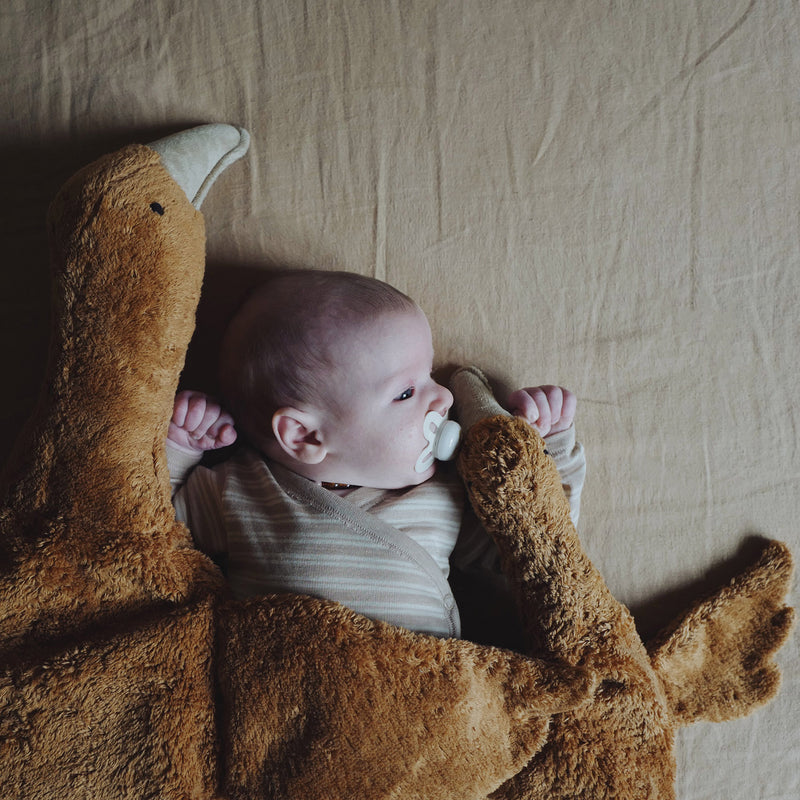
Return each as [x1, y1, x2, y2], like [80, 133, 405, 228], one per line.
[150, 202, 165, 215]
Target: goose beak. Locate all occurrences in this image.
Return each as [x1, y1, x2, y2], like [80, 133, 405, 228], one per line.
[149, 123, 250, 209]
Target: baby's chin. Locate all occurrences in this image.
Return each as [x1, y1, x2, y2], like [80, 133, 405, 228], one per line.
[398, 462, 437, 489]
[327, 462, 438, 491]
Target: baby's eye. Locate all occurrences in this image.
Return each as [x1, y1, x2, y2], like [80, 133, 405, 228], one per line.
[394, 387, 415, 402]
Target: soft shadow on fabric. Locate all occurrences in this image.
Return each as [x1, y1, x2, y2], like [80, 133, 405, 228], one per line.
[0, 125, 210, 465]
[630, 535, 775, 641]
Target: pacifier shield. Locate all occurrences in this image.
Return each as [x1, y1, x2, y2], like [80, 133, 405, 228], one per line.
[414, 411, 462, 473]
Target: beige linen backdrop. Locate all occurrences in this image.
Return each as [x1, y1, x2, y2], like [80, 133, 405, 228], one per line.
[3, 1, 797, 797]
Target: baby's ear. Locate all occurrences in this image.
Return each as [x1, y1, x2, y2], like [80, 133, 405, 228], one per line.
[272, 408, 328, 464]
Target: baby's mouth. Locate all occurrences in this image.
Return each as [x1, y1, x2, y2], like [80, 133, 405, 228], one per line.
[414, 411, 462, 473]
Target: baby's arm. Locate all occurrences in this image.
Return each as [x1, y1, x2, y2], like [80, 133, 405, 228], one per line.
[164, 392, 232, 567]
[450, 375, 585, 644]
[507, 385, 584, 524]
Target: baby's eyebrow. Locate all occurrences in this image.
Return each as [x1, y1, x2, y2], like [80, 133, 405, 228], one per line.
[375, 369, 410, 391]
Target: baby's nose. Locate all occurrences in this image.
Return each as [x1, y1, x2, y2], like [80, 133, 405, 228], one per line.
[432, 383, 454, 414]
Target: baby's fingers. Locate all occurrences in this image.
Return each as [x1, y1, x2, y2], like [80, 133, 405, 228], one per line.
[509, 385, 578, 437]
[171, 391, 237, 450]
[206, 415, 238, 449]
[510, 387, 552, 436]
[546, 386, 576, 434]
[528, 387, 553, 436]
[171, 390, 197, 428]
[508, 388, 536, 423]
[182, 395, 216, 436]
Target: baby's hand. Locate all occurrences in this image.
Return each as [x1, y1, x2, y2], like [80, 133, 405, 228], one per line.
[508, 385, 576, 437]
[167, 390, 238, 454]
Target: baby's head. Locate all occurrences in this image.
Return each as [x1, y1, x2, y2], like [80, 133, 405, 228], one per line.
[219, 269, 454, 489]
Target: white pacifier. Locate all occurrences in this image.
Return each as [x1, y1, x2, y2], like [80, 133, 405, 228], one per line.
[414, 411, 462, 473]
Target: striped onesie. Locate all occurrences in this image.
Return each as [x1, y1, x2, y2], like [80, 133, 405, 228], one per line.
[168, 426, 585, 638]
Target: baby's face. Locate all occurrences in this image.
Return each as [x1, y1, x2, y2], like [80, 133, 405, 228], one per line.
[319, 306, 453, 489]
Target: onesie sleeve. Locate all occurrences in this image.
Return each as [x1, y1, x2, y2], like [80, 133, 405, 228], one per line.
[167, 441, 229, 561]
[540, 424, 586, 527]
[166, 440, 203, 494]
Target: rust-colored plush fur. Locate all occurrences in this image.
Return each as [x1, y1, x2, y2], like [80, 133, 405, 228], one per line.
[0, 140, 792, 799]
[0, 141, 595, 799]
[452, 367, 794, 798]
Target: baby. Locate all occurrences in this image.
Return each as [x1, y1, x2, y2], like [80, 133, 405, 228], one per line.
[167, 269, 585, 640]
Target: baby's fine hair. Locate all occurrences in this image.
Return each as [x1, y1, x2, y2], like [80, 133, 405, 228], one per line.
[218, 269, 416, 446]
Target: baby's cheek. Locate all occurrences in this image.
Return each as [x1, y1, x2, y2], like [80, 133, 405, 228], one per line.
[394, 424, 422, 462]
[410, 418, 429, 449]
